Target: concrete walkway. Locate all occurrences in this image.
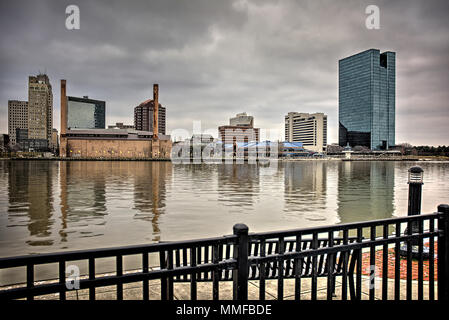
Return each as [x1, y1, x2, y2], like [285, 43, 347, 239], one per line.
[11, 275, 436, 300]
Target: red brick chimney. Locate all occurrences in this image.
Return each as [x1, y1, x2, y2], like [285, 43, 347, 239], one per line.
[61, 80, 67, 135]
[153, 84, 159, 139]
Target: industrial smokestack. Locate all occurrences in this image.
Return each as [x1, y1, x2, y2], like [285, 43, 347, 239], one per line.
[61, 80, 67, 135]
[153, 84, 159, 139]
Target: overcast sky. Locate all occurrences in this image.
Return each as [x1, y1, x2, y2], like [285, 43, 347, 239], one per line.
[1, 0, 448, 145]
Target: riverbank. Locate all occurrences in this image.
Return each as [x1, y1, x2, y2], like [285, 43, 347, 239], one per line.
[6, 157, 171, 161]
[3, 156, 449, 162]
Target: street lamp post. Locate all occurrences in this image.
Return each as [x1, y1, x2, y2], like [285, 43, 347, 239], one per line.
[407, 166, 424, 217]
[400, 166, 428, 258]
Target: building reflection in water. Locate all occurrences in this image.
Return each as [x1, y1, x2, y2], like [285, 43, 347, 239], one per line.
[283, 161, 327, 221]
[337, 161, 395, 228]
[7, 161, 55, 246]
[217, 163, 260, 210]
[132, 161, 171, 241]
[59, 161, 171, 244]
[59, 161, 108, 243]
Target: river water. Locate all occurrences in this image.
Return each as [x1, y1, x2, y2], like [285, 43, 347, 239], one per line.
[0, 160, 448, 259]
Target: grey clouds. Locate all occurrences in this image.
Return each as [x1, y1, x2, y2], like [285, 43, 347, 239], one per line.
[1, 0, 448, 145]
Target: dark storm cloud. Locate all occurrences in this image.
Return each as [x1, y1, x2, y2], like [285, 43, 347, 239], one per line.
[1, 0, 448, 145]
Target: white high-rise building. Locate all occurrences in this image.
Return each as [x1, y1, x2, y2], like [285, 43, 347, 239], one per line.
[285, 112, 327, 153]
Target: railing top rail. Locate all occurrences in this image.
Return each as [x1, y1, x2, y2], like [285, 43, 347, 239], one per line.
[249, 212, 442, 239]
[0, 234, 237, 269]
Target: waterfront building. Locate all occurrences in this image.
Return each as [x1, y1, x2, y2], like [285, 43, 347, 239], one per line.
[0, 134, 9, 152]
[218, 112, 260, 143]
[339, 49, 396, 150]
[284, 112, 327, 153]
[15, 128, 48, 152]
[51, 128, 59, 154]
[8, 100, 28, 146]
[134, 94, 166, 135]
[67, 96, 106, 129]
[108, 122, 134, 129]
[60, 81, 171, 159]
[28, 74, 53, 148]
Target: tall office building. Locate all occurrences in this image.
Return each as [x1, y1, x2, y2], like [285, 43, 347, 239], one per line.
[134, 98, 166, 135]
[339, 49, 395, 150]
[67, 96, 106, 129]
[28, 74, 53, 147]
[284, 112, 327, 153]
[8, 100, 28, 146]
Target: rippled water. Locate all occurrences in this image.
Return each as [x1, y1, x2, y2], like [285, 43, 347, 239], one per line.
[0, 160, 448, 258]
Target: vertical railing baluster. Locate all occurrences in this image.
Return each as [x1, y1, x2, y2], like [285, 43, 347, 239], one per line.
[143, 252, 149, 300]
[369, 226, 376, 300]
[406, 220, 412, 300]
[356, 227, 363, 300]
[295, 234, 302, 301]
[182, 248, 188, 281]
[224, 243, 231, 280]
[278, 237, 285, 300]
[395, 222, 401, 300]
[167, 250, 174, 300]
[285, 241, 293, 277]
[233, 224, 248, 301]
[204, 245, 209, 280]
[267, 242, 274, 278]
[160, 250, 167, 300]
[197, 246, 202, 281]
[252, 241, 259, 279]
[418, 217, 424, 300]
[311, 232, 318, 300]
[190, 247, 197, 300]
[116, 255, 123, 300]
[327, 231, 334, 301]
[342, 229, 349, 301]
[26, 263, 34, 301]
[212, 244, 219, 300]
[437, 204, 449, 301]
[89, 258, 95, 300]
[259, 239, 266, 300]
[429, 218, 435, 300]
[175, 249, 181, 281]
[59, 261, 66, 300]
[382, 224, 388, 300]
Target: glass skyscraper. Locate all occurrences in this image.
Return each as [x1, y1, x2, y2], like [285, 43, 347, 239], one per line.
[339, 49, 395, 150]
[67, 96, 106, 129]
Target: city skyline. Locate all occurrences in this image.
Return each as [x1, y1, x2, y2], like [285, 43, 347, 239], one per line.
[1, 0, 449, 146]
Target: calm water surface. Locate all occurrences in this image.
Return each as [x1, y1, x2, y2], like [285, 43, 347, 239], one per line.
[0, 160, 448, 258]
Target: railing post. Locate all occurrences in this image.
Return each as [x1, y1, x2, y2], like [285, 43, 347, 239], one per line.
[233, 223, 249, 301]
[437, 204, 449, 301]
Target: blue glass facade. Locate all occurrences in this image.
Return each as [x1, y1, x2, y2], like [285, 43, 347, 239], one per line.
[67, 96, 106, 129]
[339, 49, 395, 150]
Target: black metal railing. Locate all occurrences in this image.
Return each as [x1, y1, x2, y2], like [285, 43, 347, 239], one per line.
[0, 204, 448, 301]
